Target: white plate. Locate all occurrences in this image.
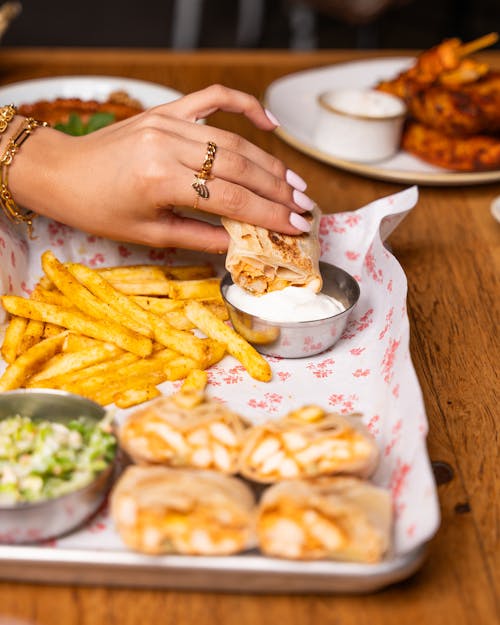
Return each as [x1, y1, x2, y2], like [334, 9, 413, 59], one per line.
[264, 58, 500, 186]
[0, 75, 182, 110]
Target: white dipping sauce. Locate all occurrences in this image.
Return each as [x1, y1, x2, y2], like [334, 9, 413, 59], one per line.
[323, 89, 406, 118]
[226, 284, 346, 322]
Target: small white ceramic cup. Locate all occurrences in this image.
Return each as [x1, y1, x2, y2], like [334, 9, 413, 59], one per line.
[313, 89, 407, 163]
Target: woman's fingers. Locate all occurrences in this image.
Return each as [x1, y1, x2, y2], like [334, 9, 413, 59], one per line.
[154, 168, 312, 235]
[173, 135, 310, 214]
[131, 112, 287, 187]
[143, 213, 230, 253]
[178, 117, 285, 179]
[111, 124, 314, 234]
[105, 99, 314, 218]
[132, 118, 313, 215]
[158, 84, 278, 129]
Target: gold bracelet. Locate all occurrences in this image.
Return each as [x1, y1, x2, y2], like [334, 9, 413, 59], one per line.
[0, 104, 17, 135]
[0, 116, 48, 239]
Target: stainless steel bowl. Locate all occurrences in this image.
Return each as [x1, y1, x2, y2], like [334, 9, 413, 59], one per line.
[0, 389, 116, 544]
[221, 261, 360, 358]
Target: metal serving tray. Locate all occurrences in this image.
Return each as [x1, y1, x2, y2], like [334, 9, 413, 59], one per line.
[0, 187, 439, 594]
[0, 543, 428, 593]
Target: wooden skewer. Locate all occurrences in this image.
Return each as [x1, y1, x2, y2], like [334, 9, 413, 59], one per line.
[458, 32, 499, 58]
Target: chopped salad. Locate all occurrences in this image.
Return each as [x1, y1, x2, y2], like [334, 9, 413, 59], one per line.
[0, 413, 116, 504]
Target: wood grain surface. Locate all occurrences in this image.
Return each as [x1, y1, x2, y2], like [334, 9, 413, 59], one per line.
[0, 48, 498, 625]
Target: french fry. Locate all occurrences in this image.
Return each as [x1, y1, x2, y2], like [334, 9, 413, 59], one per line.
[185, 301, 272, 382]
[132, 296, 225, 314]
[0, 255, 265, 406]
[205, 301, 229, 321]
[71, 348, 176, 393]
[34, 351, 140, 390]
[0, 332, 68, 391]
[42, 251, 153, 338]
[132, 296, 185, 313]
[1, 296, 153, 357]
[162, 308, 229, 331]
[19, 319, 45, 353]
[160, 311, 195, 331]
[148, 316, 211, 363]
[96, 265, 167, 281]
[162, 264, 216, 280]
[160, 337, 224, 379]
[1, 316, 27, 363]
[106, 279, 171, 296]
[131, 296, 228, 332]
[171, 367, 209, 409]
[36, 275, 55, 290]
[85, 349, 178, 404]
[181, 368, 208, 392]
[114, 386, 161, 409]
[165, 356, 203, 382]
[97, 264, 217, 293]
[63, 335, 107, 352]
[171, 387, 206, 409]
[92, 369, 169, 405]
[202, 338, 227, 368]
[161, 338, 225, 382]
[28, 342, 122, 384]
[67, 263, 155, 333]
[166, 278, 221, 300]
[165, 336, 226, 382]
[229, 313, 280, 345]
[43, 322, 65, 338]
[31, 286, 72, 308]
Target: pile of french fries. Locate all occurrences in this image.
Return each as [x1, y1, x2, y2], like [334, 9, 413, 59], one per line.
[0, 251, 271, 408]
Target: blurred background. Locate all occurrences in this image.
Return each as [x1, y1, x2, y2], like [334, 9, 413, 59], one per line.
[1, 0, 499, 50]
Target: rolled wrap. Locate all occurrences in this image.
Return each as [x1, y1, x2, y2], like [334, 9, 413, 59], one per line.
[221, 205, 322, 295]
[118, 392, 246, 474]
[111, 466, 256, 555]
[257, 477, 392, 562]
[238, 410, 379, 483]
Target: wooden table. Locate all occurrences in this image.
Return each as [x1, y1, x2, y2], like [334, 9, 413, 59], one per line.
[0, 48, 498, 625]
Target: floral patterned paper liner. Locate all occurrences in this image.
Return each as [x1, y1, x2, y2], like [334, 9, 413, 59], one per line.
[0, 186, 440, 554]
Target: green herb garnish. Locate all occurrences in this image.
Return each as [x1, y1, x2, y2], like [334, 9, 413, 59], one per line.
[55, 111, 116, 136]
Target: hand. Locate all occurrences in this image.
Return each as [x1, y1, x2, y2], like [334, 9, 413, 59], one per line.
[9, 85, 315, 253]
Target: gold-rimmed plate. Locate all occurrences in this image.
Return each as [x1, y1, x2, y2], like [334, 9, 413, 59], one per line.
[264, 58, 500, 186]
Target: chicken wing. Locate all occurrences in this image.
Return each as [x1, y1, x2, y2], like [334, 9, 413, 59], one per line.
[402, 121, 500, 171]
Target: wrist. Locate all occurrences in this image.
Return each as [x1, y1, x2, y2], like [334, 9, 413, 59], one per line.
[5, 115, 72, 220]
[0, 113, 49, 235]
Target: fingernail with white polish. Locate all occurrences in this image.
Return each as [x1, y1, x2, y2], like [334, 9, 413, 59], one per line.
[289, 211, 311, 232]
[286, 169, 307, 192]
[293, 189, 315, 212]
[265, 108, 280, 127]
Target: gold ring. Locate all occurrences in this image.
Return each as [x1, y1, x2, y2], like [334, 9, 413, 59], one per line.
[192, 141, 217, 205]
